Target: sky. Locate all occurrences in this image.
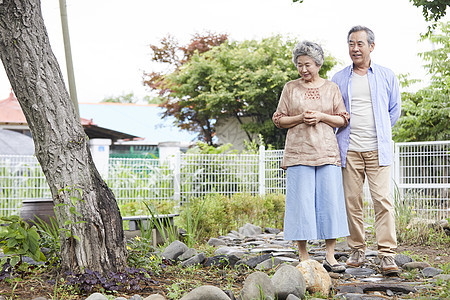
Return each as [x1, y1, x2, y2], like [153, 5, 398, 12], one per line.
[0, 0, 446, 103]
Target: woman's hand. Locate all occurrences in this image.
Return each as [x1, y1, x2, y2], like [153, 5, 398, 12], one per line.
[303, 110, 323, 126]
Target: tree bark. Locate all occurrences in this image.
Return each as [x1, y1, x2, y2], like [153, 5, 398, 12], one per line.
[0, 0, 127, 274]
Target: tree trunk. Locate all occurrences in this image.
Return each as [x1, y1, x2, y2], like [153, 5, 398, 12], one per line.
[0, 0, 127, 274]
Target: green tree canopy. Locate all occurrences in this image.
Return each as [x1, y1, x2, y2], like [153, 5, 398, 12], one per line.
[393, 21, 450, 142]
[146, 35, 337, 148]
[409, 0, 449, 23]
[101, 92, 138, 104]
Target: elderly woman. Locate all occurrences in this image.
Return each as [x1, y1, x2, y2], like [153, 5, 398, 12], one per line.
[273, 41, 349, 273]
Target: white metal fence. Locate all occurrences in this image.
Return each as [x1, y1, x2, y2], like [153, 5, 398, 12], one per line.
[0, 141, 448, 220]
[394, 141, 449, 220]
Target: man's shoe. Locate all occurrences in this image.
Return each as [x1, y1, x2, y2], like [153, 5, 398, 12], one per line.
[346, 248, 365, 267]
[380, 255, 400, 276]
[323, 258, 346, 273]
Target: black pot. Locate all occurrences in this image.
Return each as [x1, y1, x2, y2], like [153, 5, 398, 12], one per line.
[20, 198, 56, 226]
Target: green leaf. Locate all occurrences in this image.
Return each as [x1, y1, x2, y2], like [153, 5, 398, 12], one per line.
[26, 229, 40, 254]
[9, 256, 20, 267]
[6, 239, 17, 248]
[69, 206, 76, 215]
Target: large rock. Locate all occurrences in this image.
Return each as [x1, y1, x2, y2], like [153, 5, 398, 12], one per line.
[161, 240, 189, 261]
[85, 293, 108, 300]
[240, 271, 276, 300]
[239, 223, 262, 237]
[180, 253, 207, 268]
[180, 285, 230, 300]
[296, 259, 332, 296]
[144, 295, 166, 300]
[271, 264, 306, 299]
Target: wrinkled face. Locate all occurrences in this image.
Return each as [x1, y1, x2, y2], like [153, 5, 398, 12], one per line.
[348, 30, 374, 67]
[296, 55, 321, 82]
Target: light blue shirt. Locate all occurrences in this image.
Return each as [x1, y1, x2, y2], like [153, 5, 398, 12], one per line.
[332, 63, 401, 167]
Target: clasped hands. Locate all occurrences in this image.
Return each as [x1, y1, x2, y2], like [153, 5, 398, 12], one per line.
[303, 110, 323, 126]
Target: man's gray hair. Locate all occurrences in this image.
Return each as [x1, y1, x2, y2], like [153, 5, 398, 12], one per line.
[292, 41, 324, 67]
[347, 25, 375, 45]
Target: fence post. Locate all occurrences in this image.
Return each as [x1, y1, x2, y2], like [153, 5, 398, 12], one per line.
[393, 142, 400, 202]
[173, 150, 181, 203]
[89, 138, 111, 179]
[259, 145, 266, 196]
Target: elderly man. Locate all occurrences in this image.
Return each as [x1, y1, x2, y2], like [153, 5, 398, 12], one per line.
[332, 25, 401, 275]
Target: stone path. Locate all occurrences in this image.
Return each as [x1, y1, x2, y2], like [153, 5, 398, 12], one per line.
[22, 221, 450, 300]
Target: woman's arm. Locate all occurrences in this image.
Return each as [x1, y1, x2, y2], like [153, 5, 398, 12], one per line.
[277, 113, 305, 129]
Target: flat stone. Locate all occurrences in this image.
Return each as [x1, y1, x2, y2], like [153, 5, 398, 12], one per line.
[403, 261, 431, 270]
[241, 240, 265, 247]
[359, 277, 384, 282]
[270, 240, 293, 247]
[264, 227, 281, 234]
[341, 282, 416, 294]
[337, 286, 364, 294]
[239, 253, 273, 268]
[334, 293, 365, 300]
[256, 257, 284, 270]
[272, 252, 298, 259]
[207, 237, 227, 247]
[365, 250, 378, 257]
[345, 267, 376, 277]
[203, 254, 240, 268]
[214, 246, 247, 258]
[435, 274, 450, 282]
[250, 246, 295, 253]
[422, 267, 443, 278]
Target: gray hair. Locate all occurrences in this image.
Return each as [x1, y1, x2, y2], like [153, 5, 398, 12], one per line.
[292, 41, 324, 67]
[347, 25, 375, 45]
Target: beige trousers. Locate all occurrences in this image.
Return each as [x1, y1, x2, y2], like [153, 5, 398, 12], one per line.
[342, 150, 397, 256]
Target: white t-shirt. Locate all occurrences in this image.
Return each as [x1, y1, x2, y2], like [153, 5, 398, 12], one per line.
[349, 73, 378, 152]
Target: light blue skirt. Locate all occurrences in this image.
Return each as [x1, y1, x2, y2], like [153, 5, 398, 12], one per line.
[284, 164, 349, 241]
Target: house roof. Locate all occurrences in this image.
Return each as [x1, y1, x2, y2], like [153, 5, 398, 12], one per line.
[0, 91, 27, 125]
[0, 92, 140, 142]
[0, 129, 35, 155]
[78, 102, 198, 144]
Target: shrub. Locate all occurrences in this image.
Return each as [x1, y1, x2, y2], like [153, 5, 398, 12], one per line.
[178, 193, 285, 242]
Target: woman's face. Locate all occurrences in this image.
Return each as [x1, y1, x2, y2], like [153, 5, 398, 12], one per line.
[296, 55, 321, 82]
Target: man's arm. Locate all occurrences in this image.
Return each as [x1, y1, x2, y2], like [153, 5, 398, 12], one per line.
[389, 74, 402, 127]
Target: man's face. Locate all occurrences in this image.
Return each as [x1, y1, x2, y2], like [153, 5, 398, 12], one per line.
[348, 30, 374, 67]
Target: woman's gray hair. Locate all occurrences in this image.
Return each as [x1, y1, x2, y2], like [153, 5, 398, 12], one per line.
[347, 25, 375, 45]
[292, 41, 324, 67]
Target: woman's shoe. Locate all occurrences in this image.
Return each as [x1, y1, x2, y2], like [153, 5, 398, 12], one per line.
[323, 258, 346, 273]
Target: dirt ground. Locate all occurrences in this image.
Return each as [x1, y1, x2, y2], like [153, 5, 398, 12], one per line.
[0, 240, 448, 299]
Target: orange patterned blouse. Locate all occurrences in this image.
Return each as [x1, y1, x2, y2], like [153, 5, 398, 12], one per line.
[273, 79, 349, 168]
